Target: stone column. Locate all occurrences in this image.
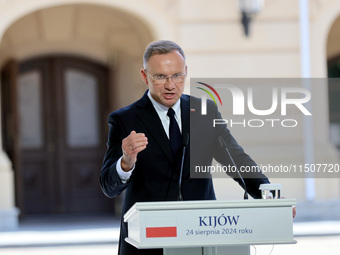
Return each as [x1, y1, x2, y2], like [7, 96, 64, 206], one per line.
[0, 152, 19, 230]
[0, 84, 19, 230]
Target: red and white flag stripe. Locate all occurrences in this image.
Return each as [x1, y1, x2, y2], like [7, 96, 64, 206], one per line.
[146, 226, 177, 238]
[145, 216, 177, 238]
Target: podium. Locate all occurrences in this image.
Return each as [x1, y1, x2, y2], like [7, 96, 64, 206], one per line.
[124, 199, 296, 255]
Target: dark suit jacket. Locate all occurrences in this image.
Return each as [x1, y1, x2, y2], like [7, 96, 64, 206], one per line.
[100, 91, 269, 255]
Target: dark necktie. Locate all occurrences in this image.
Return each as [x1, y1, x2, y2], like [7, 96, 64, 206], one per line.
[167, 108, 181, 157]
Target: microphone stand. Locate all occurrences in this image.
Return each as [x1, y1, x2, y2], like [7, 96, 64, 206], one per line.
[178, 133, 189, 201]
[218, 136, 248, 200]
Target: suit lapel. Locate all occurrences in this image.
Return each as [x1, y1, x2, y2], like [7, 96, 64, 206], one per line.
[135, 92, 191, 169]
[136, 93, 175, 164]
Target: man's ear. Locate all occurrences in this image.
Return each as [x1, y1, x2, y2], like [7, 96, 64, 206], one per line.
[140, 68, 148, 85]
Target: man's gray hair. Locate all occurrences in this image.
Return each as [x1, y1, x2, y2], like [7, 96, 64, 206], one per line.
[143, 40, 186, 69]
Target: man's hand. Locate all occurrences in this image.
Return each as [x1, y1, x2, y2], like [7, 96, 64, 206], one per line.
[121, 131, 148, 172]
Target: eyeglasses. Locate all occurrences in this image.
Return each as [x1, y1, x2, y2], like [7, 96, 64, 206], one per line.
[145, 70, 186, 85]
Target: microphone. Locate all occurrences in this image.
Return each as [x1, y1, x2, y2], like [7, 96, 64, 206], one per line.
[178, 133, 189, 201]
[218, 136, 248, 200]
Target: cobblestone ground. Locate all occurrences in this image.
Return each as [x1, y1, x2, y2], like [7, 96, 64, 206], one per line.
[0, 235, 339, 255]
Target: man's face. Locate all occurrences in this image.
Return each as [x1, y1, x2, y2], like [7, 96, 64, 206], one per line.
[141, 50, 187, 108]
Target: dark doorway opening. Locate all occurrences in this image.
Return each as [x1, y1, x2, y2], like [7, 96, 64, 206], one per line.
[2, 56, 114, 216]
[328, 56, 340, 151]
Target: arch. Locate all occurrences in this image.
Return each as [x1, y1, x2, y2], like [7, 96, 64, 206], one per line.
[306, 2, 340, 146]
[0, 1, 163, 106]
[0, 0, 176, 43]
[326, 15, 340, 60]
[0, 4, 150, 66]
[311, 1, 340, 77]
[325, 10, 340, 151]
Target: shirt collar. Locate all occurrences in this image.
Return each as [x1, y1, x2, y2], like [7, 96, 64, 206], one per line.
[147, 90, 181, 118]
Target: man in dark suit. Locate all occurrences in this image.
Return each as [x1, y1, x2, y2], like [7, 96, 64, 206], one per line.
[100, 40, 271, 255]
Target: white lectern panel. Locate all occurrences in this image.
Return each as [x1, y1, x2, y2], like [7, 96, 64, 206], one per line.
[124, 199, 296, 250]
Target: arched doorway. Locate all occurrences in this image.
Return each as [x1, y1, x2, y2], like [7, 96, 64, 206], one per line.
[0, 3, 154, 217]
[2, 56, 111, 215]
[327, 15, 340, 152]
